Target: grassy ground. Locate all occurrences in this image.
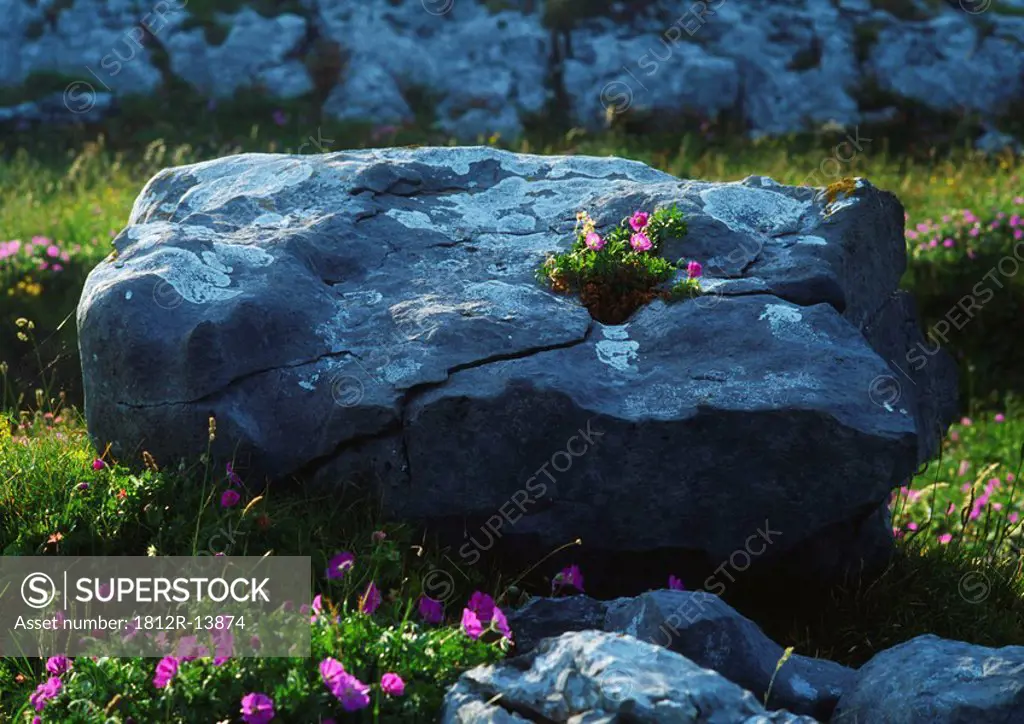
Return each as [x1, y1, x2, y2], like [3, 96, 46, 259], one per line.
[2, 115, 1024, 720]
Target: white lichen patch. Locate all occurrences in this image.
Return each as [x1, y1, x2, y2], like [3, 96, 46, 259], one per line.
[341, 290, 384, 307]
[108, 223, 275, 305]
[795, 235, 828, 245]
[698, 277, 730, 293]
[764, 371, 821, 390]
[496, 212, 537, 233]
[178, 156, 313, 214]
[378, 146, 547, 178]
[825, 196, 859, 216]
[624, 382, 686, 418]
[759, 303, 803, 332]
[546, 154, 668, 183]
[386, 209, 437, 231]
[200, 250, 231, 274]
[315, 307, 353, 348]
[787, 674, 817, 700]
[124, 290, 133, 300]
[601, 325, 630, 341]
[252, 212, 289, 227]
[380, 357, 421, 385]
[596, 325, 639, 372]
[757, 303, 827, 345]
[700, 185, 810, 236]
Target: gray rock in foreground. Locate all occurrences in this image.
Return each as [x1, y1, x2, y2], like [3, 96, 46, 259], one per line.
[440, 630, 819, 723]
[507, 591, 853, 721]
[487, 598, 1024, 724]
[76, 147, 956, 585]
[832, 634, 1024, 723]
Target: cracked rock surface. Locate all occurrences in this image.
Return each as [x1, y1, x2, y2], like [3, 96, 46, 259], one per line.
[452, 598, 1023, 724]
[439, 629, 820, 723]
[508, 590, 855, 721]
[77, 146, 956, 582]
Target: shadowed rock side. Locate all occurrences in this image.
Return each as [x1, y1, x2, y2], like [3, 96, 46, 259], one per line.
[76, 147, 957, 588]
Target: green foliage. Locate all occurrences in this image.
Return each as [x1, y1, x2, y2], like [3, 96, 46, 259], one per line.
[536, 204, 699, 322]
[0, 71, 83, 106]
[8, 614, 502, 722]
[0, 404, 510, 721]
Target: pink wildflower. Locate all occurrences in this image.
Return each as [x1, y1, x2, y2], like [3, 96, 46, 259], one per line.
[381, 672, 406, 696]
[585, 231, 605, 251]
[359, 581, 382, 614]
[629, 232, 652, 252]
[629, 211, 650, 231]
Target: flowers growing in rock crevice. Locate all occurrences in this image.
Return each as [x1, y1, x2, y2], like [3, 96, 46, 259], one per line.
[537, 206, 703, 324]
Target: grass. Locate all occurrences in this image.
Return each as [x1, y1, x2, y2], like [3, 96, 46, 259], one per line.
[0, 391, 513, 721]
[1, 113, 1024, 719]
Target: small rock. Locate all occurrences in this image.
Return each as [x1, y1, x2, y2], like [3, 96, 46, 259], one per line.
[832, 634, 1024, 723]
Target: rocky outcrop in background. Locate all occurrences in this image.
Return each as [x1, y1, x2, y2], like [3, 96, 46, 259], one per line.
[1, 0, 1023, 144]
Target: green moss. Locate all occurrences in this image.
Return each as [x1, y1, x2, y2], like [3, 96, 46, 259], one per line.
[542, 0, 662, 28]
[484, 0, 527, 11]
[175, 0, 308, 47]
[178, 0, 307, 24]
[993, 0, 1024, 15]
[305, 38, 349, 104]
[853, 22, 884, 64]
[0, 71, 83, 106]
[869, 0, 939, 20]
[786, 39, 823, 72]
[24, 19, 45, 40]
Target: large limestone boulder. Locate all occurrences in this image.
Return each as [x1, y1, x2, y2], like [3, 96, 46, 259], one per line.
[76, 147, 956, 587]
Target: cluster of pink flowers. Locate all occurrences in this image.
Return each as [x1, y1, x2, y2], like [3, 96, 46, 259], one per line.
[221, 462, 243, 508]
[892, 410, 1022, 546]
[461, 591, 512, 640]
[907, 198, 1024, 259]
[28, 656, 73, 714]
[628, 210, 653, 252]
[0, 236, 77, 271]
